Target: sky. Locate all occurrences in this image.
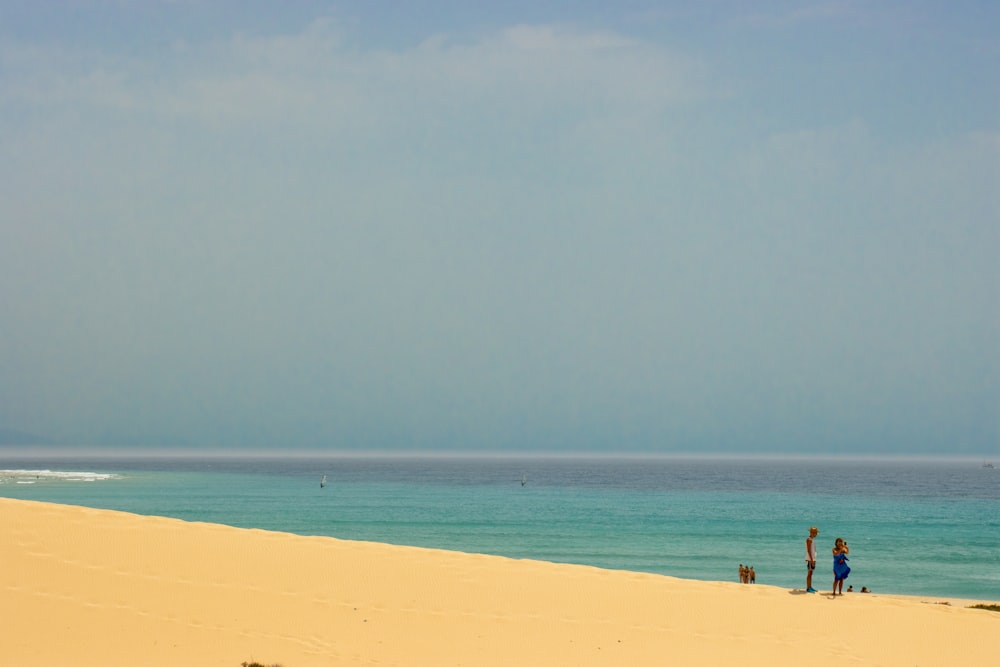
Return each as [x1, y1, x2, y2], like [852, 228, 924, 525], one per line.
[1, 0, 997, 455]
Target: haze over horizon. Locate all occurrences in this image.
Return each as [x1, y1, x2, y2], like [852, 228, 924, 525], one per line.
[2, 1, 997, 456]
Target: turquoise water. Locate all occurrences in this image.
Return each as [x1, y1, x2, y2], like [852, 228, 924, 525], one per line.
[2, 455, 998, 600]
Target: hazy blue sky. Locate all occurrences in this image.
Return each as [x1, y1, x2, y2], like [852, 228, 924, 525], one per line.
[1, 1, 997, 454]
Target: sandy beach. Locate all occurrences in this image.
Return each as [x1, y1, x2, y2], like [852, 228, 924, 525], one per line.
[2, 498, 996, 666]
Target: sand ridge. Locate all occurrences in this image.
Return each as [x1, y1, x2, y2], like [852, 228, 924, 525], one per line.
[2, 498, 997, 665]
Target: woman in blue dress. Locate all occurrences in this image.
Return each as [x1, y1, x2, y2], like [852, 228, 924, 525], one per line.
[832, 537, 850, 596]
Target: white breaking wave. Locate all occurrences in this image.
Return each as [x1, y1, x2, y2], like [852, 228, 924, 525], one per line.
[0, 469, 121, 484]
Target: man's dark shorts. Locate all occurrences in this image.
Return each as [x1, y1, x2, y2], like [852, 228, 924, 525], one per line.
[806, 561, 816, 570]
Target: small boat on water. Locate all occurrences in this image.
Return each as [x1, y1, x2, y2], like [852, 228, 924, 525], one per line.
[320, 474, 328, 488]
[983, 462, 995, 469]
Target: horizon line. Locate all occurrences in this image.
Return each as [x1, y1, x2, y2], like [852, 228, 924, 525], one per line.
[0, 446, 995, 463]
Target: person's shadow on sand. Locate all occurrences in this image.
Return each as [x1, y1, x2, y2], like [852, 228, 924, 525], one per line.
[788, 589, 841, 599]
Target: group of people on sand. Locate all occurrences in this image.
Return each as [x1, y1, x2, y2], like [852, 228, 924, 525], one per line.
[805, 525, 865, 595]
[738, 563, 756, 584]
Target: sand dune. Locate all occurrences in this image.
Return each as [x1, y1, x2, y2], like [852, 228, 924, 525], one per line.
[2, 498, 996, 666]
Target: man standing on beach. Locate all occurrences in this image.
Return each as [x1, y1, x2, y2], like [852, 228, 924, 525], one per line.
[805, 526, 819, 593]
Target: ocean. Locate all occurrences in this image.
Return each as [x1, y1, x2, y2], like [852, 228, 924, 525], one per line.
[2, 454, 998, 601]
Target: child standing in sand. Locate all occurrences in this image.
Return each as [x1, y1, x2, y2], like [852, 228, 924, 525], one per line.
[805, 526, 819, 593]
[832, 537, 850, 596]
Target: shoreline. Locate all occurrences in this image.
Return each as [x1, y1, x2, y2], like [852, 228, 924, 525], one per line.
[3, 497, 997, 666]
[1, 474, 995, 604]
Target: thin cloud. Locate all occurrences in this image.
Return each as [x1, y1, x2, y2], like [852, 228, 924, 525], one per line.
[2, 19, 709, 132]
[495, 24, 636, 51]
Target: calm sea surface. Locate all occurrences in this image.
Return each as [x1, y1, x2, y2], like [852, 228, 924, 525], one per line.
[2, 455, 998, 601]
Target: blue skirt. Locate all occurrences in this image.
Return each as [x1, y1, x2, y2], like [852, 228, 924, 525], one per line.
[833, 554, 851, 580]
